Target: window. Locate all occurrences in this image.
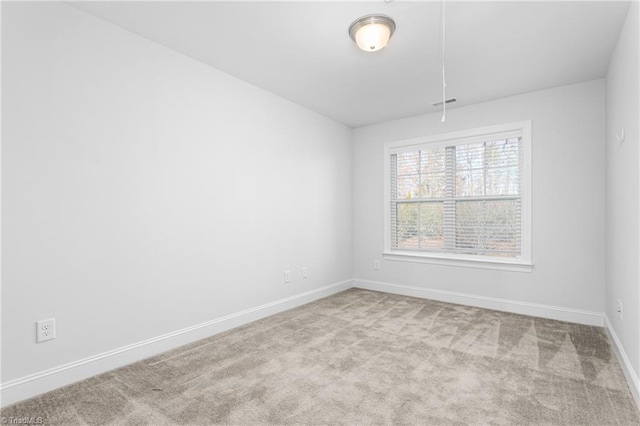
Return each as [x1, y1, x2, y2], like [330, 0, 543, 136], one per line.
[384, 122, 532, 271]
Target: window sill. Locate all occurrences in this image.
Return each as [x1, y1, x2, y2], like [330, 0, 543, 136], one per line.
[383, 251, 533, 272]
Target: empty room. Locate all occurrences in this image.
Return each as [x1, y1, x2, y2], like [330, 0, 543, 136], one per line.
[1, 0, 639, 424]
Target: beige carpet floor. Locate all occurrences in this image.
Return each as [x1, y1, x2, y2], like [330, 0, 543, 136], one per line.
[2, 288, 639, 425]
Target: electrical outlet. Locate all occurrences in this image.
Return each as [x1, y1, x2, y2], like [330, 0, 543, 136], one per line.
[284, 270, 291, 284]
[374, 260, 381, 270]
[617, 300, 623, 320]
[36, 318, 56, 343]
[302, 267, 308, 279]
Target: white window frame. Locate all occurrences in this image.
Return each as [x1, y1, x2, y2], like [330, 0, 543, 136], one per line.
[383, 121, 532, 272]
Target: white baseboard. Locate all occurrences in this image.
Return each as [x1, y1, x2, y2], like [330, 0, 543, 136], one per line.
[0, 279, 352, 408]
[604, 315, 640, 408]
[359, 279, 639, 411]
[0, 278, 622, 409]
[353, 278, 604, 326]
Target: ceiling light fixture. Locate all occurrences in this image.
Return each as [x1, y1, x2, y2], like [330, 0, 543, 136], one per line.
[348, 14, 396, 52]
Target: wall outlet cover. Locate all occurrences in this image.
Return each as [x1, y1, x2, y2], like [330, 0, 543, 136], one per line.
[36, 318, 56, 343]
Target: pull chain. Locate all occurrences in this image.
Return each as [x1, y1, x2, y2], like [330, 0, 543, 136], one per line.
[441, 0, 447, 123]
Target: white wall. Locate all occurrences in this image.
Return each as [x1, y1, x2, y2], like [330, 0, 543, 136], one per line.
[606, 1, 640, 382]
[353, 80, 606, 316]
[2, 0, 636, 410]
[1, 1, 351, 392]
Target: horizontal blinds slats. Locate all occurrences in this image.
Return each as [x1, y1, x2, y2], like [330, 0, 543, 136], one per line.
[391, 136, 522, 258]
[390, 153, 398, 249]
[393, 196, 520, 203]
[389, 132, 522, 155]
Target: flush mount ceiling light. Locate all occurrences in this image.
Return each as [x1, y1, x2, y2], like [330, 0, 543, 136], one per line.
[348, 14, 396, 52]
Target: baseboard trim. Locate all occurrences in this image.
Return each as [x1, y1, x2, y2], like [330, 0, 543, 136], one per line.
[353, 278, 604, 326]
[0, 279, 352, 408]
[604, 315, 640, 408]
[0, 278, 616, 408]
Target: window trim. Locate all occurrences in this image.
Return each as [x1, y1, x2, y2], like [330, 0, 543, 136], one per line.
[383, 121, 532, 272]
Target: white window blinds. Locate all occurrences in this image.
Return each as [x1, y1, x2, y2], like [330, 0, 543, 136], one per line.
[389, 134, 523, 258]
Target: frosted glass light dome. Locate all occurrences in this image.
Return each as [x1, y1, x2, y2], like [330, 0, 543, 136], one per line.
[349, 15, 396, 52]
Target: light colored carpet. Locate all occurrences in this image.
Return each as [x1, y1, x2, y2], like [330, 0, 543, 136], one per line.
[2, 288, 639, 425]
